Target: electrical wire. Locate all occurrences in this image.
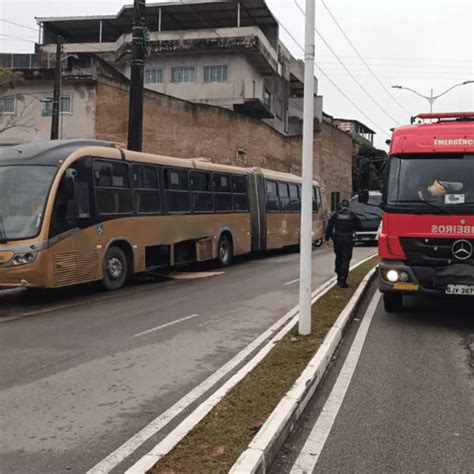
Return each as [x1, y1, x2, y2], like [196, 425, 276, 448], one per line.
[278, 21, 389, 137]
[320, 0, 412, 116]
[0, 34, 36, 43]
[0, 19, 38, 33]
[293, 0, 402, 126]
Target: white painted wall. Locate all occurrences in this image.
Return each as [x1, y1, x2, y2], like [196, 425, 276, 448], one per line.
[0, 81, 96, 146]
[116, 53, 265, 108]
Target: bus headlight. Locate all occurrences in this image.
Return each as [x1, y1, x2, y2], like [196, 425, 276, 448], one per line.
[12, 252, 37, 266]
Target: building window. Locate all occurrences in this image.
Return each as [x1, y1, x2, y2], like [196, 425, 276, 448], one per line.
[203, 65, 228, 83]
[42, 96, 72, 116]
[277, 60, 283, 76]
[144, 69, 163, 84]
[1, 96, 15, 114]
[275, 99, 283, 119]
[171, 67, 195, 83]
[263, 89, 271, 109]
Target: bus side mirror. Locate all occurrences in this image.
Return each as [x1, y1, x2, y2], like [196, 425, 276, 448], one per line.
[64, 169, 77, 200]
[358, 190, 369, 204]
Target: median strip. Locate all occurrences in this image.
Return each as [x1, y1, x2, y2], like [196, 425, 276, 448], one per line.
[132, 256, 378, 474]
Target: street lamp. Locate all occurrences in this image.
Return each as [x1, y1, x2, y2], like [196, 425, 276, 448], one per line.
[392, 80, 474, 113]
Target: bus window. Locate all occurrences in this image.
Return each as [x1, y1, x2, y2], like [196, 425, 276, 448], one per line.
[266, 180, 279, 212]
[289, 184, 300, 212]
[50, 157, 93, 238]
[313, 186, 321, 213]
[232, 175, 249, 212]
[164, 168, 190, 213]
[213, 173, 232, 212]
[93, 160, 132, 215]
[133, 164, 160, 214]
[191, 171, 213, 213]
[278, 182, 290, 212]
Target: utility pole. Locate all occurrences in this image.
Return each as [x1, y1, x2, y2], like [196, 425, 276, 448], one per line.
[50, 35, 62, 140]
[298, 0, 316, 336]
[127, 0, 146, 151]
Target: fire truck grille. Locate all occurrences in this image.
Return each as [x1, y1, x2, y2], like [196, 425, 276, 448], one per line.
[400, 237, 474, 267]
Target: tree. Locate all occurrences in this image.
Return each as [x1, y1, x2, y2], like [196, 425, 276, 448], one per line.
[353, 145, 388, 194]
[0, 69, 36, 135]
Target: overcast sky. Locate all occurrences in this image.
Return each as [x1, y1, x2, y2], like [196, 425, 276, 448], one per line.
[1, 0, 473, 148]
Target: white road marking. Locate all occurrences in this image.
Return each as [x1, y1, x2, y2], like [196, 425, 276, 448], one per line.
[284, 278, 300, 286]
[88, 253, 376, 474]
[133, 314, 199, 338]
[290, 291, 381, 474]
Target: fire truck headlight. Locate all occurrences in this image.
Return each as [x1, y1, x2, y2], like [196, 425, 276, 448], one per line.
[399, 271, 409, 282]
[386, 270, 399, 283]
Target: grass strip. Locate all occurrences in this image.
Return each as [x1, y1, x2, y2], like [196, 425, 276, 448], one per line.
[152, 256, 379, 474]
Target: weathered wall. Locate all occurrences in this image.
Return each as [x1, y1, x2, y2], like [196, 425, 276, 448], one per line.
[0, 80, 96, 146]
[95, 78, 352, 215]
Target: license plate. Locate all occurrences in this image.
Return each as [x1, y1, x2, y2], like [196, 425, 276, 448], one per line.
[445, 285, 474, 295]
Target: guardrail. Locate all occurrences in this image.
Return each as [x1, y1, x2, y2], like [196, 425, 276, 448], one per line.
[0, 53, 57, 70]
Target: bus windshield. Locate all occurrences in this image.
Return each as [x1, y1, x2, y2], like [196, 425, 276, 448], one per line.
[0, 165, 57, 241]
[387, 155, 474, 214]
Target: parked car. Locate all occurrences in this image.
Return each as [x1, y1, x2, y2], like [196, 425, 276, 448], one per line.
[350, 191, 383, 244]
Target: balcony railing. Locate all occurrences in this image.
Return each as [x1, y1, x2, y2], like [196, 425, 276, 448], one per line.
[0, 53, 57, 70]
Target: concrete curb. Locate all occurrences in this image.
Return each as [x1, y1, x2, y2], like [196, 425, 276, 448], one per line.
[230, 266, 378, 474]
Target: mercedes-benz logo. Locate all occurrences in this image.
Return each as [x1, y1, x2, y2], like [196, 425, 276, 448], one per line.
[452, 239, 473, 261]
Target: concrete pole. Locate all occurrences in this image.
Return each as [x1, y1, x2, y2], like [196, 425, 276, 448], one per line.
[429, 88, 434, 113]
[298, 0, 315, 336]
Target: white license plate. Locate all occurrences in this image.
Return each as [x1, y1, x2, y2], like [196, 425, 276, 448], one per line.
[445, 285, 474, 295]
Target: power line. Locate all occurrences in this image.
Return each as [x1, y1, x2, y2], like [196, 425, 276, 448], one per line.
[278, 21, 389, 137]
[0, 34, 36, 43]
[293, 0, 402, 126]
[320, 0, 413, 116]
[0, 18, 38, 33]
[316, 54, 473, 63]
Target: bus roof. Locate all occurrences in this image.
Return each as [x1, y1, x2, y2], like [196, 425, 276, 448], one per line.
[0, 139, 319, 186]
[390, 113, 474, 156]
[0, 139, 116, 166]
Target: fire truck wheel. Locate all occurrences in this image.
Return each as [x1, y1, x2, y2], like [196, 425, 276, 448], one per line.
[383, 293, 403, 313]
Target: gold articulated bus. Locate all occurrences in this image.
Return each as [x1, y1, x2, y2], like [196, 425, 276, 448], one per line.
[0, 140, 323, 290]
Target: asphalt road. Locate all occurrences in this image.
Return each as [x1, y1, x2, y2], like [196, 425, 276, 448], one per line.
[0, 246, 375, 473]
[272, 288, 474, 473]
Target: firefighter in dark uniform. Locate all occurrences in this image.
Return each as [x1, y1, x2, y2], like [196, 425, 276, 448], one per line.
[324, 199, 361, 288]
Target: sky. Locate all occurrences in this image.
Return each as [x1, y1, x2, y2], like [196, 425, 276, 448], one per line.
[1, 0, 473, 149]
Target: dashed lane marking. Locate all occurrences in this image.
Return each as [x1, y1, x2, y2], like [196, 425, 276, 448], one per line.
[133, 314, 200, 338]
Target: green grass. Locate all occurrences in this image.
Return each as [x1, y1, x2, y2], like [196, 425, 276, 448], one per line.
[152, 257, 379, 474]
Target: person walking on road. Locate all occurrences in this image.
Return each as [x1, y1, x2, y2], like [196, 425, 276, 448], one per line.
[324, 199, 361, 288]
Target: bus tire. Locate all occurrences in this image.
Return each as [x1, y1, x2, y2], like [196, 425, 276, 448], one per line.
[102, 246, 128, 291]
[383, 293, 403, 313]
[217, 234, 233, 267]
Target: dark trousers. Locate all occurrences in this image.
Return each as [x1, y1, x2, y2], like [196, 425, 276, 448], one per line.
[334, 241, 354, 283]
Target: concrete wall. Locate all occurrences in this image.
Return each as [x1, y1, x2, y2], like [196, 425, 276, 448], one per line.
[117, 53, 265, 109]
[0, 81, 96, 145]
[94, 78, 352, 215]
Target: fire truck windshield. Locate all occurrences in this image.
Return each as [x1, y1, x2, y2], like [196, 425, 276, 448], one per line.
[386, 154, 474, 214]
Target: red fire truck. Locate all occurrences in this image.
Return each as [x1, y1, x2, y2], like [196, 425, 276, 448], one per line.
[378, 112, 474, 312]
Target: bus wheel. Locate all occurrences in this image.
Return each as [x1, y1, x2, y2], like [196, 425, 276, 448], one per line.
[218, 234, 233, 267]
[383, 293, 403, 313]
[102, 247, 128, 291]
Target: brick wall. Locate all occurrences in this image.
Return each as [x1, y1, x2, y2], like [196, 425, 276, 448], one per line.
[95, 78, 353, 216]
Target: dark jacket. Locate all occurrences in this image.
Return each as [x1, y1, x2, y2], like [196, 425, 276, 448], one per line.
[325, 207, 361, 244]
